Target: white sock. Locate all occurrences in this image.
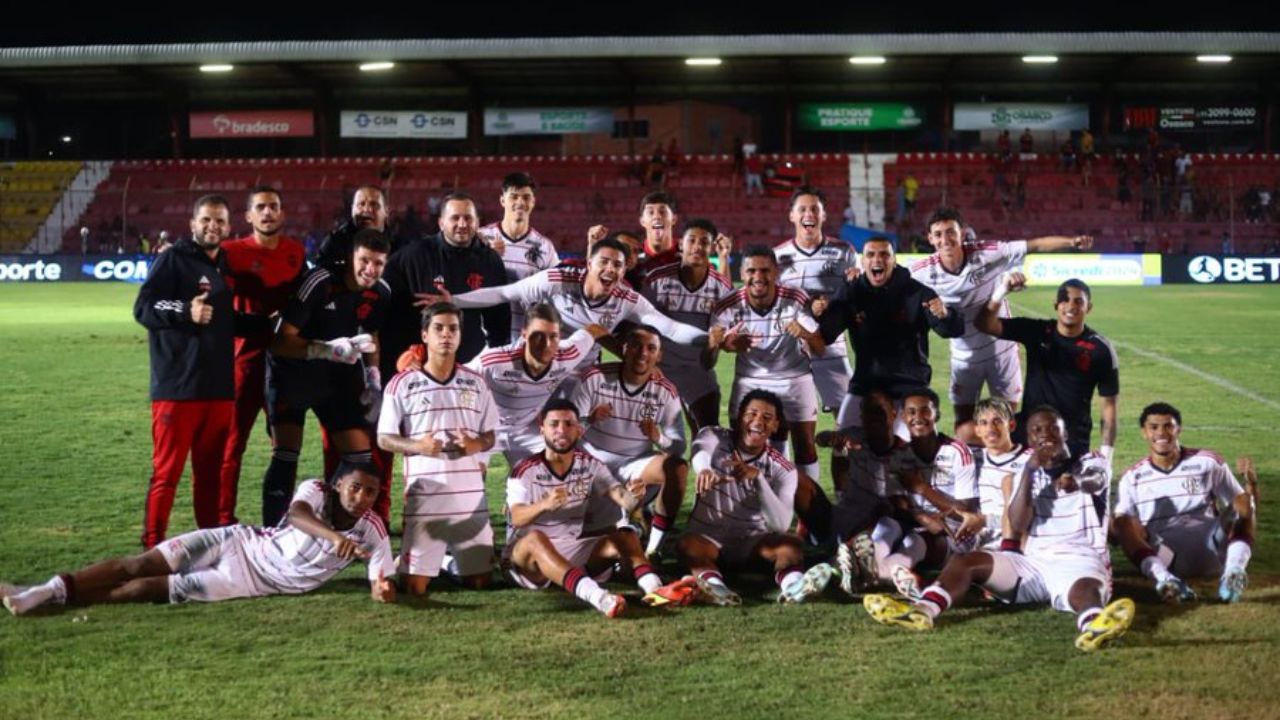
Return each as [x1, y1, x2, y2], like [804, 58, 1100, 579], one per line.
[637, 570, 663, 594]
[1140, 555, 1173, 584]
[779, 570, 803, 590]
[571, 576, 608, 610]
[645, 527, 667, 556]
[6, 576, 65, 615]
[900, 532, 927, 563]
[1225, 541, 1252, 571]
[1077, 607, 1103, 632]
[799, 462, 820, 484]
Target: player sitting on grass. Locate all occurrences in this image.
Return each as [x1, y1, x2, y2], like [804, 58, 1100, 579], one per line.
[678, 389, 837, 605]
[971, 397, 1033, 550]
[1113, 402, 1259, 603]
[881, 388, 979, 601]
[3, 464, 395, 615]
[863, 406, 1135, 652]
[821, 389, 983, 595]
[571, 324, 688, 559]
[506, 399, 697, 616]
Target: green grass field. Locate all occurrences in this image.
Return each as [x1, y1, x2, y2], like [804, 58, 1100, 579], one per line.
[1, 282, 1278, 720]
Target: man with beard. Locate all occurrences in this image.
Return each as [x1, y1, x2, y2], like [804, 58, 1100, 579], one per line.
[134, 195, 236, 548]
[380, 192, 510, 369]
[219, 186, 306, 526]
[816, 237, 964, 438]
[315, 185, 391, 271]
[506, 399, 695, 616]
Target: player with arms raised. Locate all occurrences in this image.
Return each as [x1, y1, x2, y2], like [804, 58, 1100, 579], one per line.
[910, 207, 1092, 444]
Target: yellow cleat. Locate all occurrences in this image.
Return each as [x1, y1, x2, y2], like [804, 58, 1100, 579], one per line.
[863, 593, 934, 631]
[1075, 598, 1136, 652]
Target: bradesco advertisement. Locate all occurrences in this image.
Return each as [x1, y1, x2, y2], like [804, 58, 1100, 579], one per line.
[898, 253, 1162, 286]
[0, 255, 154, 283]
[1164, 255, 1280, 284]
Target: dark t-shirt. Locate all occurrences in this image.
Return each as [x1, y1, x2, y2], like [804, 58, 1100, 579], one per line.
[273, 267, 390, 382]
[999, 318, 1119, 451]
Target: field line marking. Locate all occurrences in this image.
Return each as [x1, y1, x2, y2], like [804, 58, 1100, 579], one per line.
[1006, 301, 1280, 412]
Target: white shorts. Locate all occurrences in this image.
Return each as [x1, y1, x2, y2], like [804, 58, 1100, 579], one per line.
[1148, 518, 1229, 578]
[730, 375, 819, 424]
[662, 362, 720, 406]
[811, 344, 853, 413]
[586, 446, 665, 484]
[400, 512, 495, 578]
[500, 426, 545, 469]
[835, 393, 910, 441]
[983, 550, 1111, 613]
[684, 526, 768, 567]
[158, 526, 268, 604]
[950, 343, 1024, 406]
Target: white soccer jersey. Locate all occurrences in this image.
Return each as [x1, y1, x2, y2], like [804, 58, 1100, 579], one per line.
[506, 450, 619, 546]
[571, 363, 686, 463]
[774, 236, 859, 298]
[455, 264, 706, 367]
[712, 287, 817, 380]
[477, 223, 560, 341]
[467, 329, 596, 435]
[976, 445, 1032, 546]
[244, 480, 395, 593]
[1021, 452, 1111, 557]
[378, 365, 498, 520]
[844, 439, 921, 500]
[909, 435, 977, 514]
[641, 262, 733, 373]
[1115, 448, 1243, 534]
[909, 240, 1028, 364]
[687, 427, 797, 537]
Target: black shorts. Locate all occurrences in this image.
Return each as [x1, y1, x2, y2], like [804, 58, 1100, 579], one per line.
[266, 358, 369, 432]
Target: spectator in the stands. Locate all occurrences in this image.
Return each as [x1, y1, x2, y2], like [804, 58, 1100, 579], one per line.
[1019, 128, 1034, 153]
[996, 129, 1012, 158]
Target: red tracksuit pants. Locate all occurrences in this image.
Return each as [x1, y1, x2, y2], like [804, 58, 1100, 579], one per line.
[142, 399, 233, 548]
[219, 344, 268, 525]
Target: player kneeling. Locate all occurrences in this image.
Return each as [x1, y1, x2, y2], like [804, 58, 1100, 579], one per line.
[506, 399, 697, 617]
[862, 407, 1135, 652]
[678, 390, 836, 605]
[1113, 402, 1258, 603]
[3, 464, 395, 615]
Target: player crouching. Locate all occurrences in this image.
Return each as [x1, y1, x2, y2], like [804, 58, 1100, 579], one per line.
[506, 399, 697, 618]
[3, 464, 395, 615]
[862, 406, 1135, 652]
[678, 390, 836, 605]
[1113, 402, 1258, 603]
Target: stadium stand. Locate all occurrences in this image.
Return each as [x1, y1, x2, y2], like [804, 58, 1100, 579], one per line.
[0, 161, 83, 252]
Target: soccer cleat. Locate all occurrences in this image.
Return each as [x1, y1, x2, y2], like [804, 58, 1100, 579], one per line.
[695, 577, 742, 607]
[1074, 598, 1136, 652]
[852, 531, 878, 585]
[3, 588, 50, 616]
[1155, 576, 1196, 604]
[891, 565, 923, 602]
[779, 563, 836, 604]
[643, 576, 698, 607]
[1219, 567, 1248, 603]
[600, 593, 627, 619]
[863, 594, 933, 631]
[836, 542, 858, 596]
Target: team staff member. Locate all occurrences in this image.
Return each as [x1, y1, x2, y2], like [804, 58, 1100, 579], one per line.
[380, 191, 509, 371]
[315, 185, 392, 272]
[219, 185, 306, 525]
[976, 274, 1118, 460]
[134, 194, 236, 548]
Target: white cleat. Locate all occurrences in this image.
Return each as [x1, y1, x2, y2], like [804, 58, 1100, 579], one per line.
[891, 565, 923, 602]
[779, 563, 836, 604]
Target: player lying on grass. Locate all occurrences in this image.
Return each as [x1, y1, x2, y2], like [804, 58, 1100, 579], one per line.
[506, 399, 698, 617]
[862, 406, 1135, 652]
[2, 464, 395, 615]
[819, 389, 983, 595]
[1113, 402, 1259, 603]
[678, 389, 837, 605]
